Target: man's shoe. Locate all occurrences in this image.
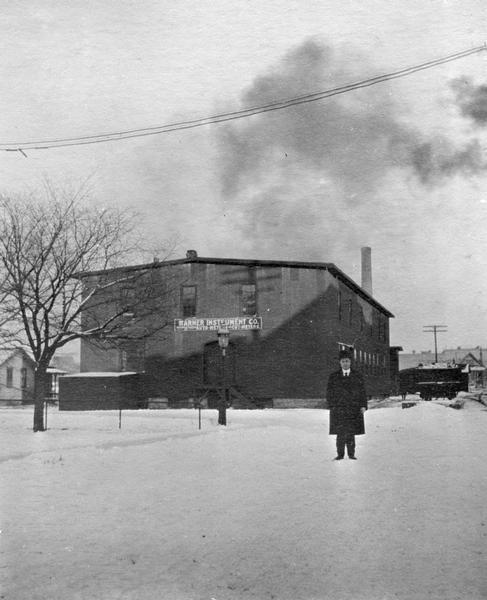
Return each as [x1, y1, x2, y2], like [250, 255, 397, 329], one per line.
[348, 456, 357, 460]
[334, 456, 344, 460]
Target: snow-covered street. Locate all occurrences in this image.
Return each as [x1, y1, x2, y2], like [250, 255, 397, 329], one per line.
[1, 398, 486, 600]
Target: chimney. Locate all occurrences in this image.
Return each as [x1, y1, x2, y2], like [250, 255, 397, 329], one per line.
[361, 247, 372, 295]
[186, 249, 198, 259]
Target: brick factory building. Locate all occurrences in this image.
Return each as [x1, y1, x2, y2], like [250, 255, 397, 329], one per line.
[78, 248, 395, 408]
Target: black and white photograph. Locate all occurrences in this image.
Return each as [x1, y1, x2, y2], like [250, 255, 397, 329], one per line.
[1, 1, 486, 598]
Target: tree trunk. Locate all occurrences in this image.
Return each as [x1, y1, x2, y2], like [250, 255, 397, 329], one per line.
[33, 366, 49, 432]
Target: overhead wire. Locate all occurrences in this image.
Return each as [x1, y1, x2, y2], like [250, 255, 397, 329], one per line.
[1, 43, 486, 153]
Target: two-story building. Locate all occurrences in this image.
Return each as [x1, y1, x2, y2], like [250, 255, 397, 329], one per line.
[78, 248, 395, 407]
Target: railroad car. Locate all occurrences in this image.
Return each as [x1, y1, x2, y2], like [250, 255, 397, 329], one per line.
[398, 365, 469, 401]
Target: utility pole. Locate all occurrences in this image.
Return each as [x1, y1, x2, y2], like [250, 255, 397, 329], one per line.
[423, 325, 448, 363]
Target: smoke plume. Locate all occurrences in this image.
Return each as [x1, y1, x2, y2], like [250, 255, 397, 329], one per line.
[451, 77, 487, 126]
[216, 40, 487, 259]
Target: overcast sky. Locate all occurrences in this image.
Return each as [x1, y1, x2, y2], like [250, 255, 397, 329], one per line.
[1, 0, 487, 352]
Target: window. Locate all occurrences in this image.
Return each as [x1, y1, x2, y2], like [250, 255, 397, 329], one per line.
[348, 299, 353, 326]
[181, 285, 197, 318]
[119, 285, 136, 314]
[120, 350, 128, 371]
[338, 290, 342, 320]
[119, 341, 146, 372]
[6, 367, 13, 388]
[290, 269, 299, 281]
[241, 284, 257, 315]
[20, 368, 27, 389]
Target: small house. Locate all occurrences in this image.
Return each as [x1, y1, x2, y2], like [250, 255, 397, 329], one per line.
[0, 348, 35, 405]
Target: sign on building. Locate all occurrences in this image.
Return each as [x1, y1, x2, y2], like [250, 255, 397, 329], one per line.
[174, 317, 263, 332]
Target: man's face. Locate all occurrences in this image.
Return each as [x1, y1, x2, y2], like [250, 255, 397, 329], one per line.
[340, 358, 351, 371]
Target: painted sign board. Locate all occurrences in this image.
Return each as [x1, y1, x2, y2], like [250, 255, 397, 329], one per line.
[174, 317, 262, 332]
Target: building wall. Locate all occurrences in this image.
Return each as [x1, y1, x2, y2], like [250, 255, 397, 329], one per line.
[80, 261, 393, 404]
[59, 374, 146, 410]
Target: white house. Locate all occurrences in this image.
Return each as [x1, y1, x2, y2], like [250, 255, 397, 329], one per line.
[0, 348, 35, 405]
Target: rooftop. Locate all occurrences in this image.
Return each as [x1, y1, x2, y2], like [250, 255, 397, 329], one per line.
[75, 251, 394, 318]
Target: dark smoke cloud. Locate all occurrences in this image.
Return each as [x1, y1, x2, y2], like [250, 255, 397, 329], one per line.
[219, 39, 409, 199]
[218, 40, 487, 197]
[411, 138, 485, 185]
[451, 77, 487, 126]
[216, 40, 487, 259]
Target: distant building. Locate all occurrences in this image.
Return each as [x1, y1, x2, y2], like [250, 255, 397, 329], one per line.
[0, 348, 78, 405]
[50, 352, 80, 374]
[399, 346, 486, 390]
[78, 249, 396, 407]
[0, 348, 35, 405]
[400, 347, 485, 368]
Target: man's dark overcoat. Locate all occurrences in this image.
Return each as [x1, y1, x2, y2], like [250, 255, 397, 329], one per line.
[326, 369, 368, 435]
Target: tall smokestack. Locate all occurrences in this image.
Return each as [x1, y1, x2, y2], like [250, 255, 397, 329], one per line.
[361, 247, 372, 296]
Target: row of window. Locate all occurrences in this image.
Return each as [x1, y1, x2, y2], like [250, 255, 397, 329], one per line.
[181, 285, 388, 344]
[181, 284, 257, 318]
[339, 344, 388, 376]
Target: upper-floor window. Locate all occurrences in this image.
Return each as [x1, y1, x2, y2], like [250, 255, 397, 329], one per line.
[348, 299, 353, 326]
[6, 367, 13, 388]
[119, 285, 136, 315]
[290, 269, 299, 281]
[181, 285, 197, 318]
[241, 284, 257, 315]
[338, 290, 342, 321]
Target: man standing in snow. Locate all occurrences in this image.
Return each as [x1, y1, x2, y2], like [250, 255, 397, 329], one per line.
[326, 349, 368, 460]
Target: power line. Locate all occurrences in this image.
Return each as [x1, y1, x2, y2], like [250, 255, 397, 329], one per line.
[423, 325, 448, 363]
[1, 43, 486, 153]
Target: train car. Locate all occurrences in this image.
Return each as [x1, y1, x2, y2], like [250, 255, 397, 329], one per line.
[399, 364, 469, 401]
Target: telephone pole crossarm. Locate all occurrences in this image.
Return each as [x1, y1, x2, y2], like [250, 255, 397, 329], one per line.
[422, 325, 448, 363]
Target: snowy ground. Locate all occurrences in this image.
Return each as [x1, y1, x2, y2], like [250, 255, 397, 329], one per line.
[1, 395, 487, 600]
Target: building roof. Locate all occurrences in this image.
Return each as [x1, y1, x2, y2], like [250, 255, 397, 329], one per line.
[62, 372, 138, 378]
[0, 347, 35, 368]
[75, 253, 394, 318]
[400, 347, 485, 369]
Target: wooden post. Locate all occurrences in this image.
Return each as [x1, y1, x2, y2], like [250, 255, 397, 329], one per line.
[218, 347, 227, 426]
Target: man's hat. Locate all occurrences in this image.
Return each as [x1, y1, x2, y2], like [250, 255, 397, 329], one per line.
[339, 349, 352, 360]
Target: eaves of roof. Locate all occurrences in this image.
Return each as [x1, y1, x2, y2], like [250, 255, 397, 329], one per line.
[0, 347, 35, 368]
[74, 255, 394, 318]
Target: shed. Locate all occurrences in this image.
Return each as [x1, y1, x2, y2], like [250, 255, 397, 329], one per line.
[59, 372, 147, 411]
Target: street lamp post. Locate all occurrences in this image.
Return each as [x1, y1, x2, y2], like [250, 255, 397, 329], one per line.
[217, 328, 230, 426]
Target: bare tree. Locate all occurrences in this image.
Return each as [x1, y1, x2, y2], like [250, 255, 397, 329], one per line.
[0, 185, 176, 431]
